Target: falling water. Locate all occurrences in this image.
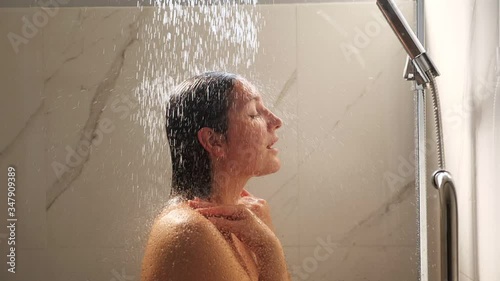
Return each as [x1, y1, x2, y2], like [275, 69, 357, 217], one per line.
[130, 0, 263, 210]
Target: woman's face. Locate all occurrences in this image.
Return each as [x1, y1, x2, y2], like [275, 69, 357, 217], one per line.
[222, 80, 283, 178]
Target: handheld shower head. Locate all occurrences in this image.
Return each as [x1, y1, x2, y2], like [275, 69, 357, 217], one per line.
[377, 0, 424, 59]
[376, 0, 439, 84]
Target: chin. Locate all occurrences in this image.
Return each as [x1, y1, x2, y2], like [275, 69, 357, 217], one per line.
[256, 159, 281, 176]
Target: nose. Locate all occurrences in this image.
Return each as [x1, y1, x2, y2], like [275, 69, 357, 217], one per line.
[268, 111, 283, 130]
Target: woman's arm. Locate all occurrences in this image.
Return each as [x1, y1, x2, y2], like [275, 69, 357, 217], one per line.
[253, 235, 291, 281]
[188, 201, 292, 281]
[141, 210, 253, 281]
[238, 189, 276, 233]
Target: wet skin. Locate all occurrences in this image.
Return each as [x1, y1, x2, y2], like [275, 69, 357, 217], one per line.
[141, 80, 289, 281]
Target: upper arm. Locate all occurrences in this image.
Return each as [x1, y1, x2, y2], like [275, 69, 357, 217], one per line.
[140, 211, 252, 281]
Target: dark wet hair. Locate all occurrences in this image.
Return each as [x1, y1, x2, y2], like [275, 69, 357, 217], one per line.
[165, 71, 239, 200]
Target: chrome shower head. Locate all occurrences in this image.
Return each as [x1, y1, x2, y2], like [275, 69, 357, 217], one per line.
[376, 0, 439, 83]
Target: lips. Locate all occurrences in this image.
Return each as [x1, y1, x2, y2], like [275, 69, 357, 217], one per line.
[267, 137, 279, 149]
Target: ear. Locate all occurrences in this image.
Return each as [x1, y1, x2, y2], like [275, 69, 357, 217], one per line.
[197, 127, 226, 158]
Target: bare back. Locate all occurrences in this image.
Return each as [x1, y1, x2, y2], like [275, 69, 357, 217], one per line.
[140, 202, 259, 281]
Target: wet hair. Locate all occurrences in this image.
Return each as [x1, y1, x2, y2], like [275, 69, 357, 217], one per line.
[165, 71, 239, 200]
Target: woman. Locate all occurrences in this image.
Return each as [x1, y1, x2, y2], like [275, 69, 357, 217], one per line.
[140, 72, 291, 281]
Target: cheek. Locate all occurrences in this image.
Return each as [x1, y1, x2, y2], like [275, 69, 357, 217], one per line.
[226, 118, 267, 158]
[233, 121, 264, 142]
[246, 120, 267, 137]
[243, 128, 266, 150]
[228, 130, 265, 161]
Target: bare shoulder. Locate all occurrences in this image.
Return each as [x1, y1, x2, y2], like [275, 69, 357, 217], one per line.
[149, 204, 216, 247]
[140, 204, 251, 281]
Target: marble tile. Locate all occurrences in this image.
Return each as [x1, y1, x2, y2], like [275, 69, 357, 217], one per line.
[296, 79, 415, 246]
[342, 181, 417, 247]
[283, 246, 301, 280]
[43, 7, 143, 201]
[46, 61, 170, 248]
[295, 246, 418, 281]
[241, 5, 297, 98]
[0, 8, 46, 152]
[0, 8, 48, 250]
[296, 3, 416, 246]
[44, 248, 140, 281]
[296, 2, 415, 161]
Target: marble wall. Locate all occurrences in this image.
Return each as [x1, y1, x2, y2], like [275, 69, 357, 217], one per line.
[0, 2, 418, 281]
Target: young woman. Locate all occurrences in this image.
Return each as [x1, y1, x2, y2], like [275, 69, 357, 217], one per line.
[140, 72, 291, 281]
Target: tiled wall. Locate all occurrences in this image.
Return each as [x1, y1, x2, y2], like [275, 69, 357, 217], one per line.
[0, 2, 418, 281]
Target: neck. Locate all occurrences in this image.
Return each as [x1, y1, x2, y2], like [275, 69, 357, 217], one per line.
[209, 170, 250, 205]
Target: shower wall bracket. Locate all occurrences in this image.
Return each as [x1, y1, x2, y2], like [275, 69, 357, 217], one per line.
[403, 53, 440, 86]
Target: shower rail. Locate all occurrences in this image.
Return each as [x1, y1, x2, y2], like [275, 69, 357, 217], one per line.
[375, 1, 459, 281]
[433, 170, 459, 281]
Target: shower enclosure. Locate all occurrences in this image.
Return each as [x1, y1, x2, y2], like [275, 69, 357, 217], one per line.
[0, 0, 497, 281]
